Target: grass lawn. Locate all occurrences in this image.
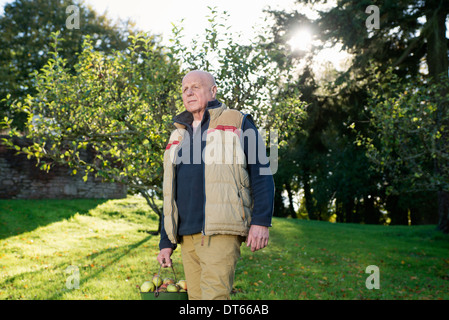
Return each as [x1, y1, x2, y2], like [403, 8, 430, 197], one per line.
[1, 196, 448, 300]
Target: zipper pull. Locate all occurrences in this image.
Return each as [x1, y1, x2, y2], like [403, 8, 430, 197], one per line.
[201, 230, 205, 246]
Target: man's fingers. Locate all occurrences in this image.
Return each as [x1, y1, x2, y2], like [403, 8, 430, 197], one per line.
[157, 248, 173, 267]
[253, 237, 260, 252]
[247, 235, 260, 252]
[246, 234, 257, 251]
[161, 257, 172, 268]
[247, 225, 270, 252]
[263, 236, 269, 248]
[256, 236, 267, 251]
[248, 237, 255, 252]
[247, 234, 269, 252]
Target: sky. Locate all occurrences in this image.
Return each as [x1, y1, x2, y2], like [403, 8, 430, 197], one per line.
[82, 0, 298, 44]
[0, 0, 299, 43]
[0, 0, 322, 45]
[0, 0, 348, 70]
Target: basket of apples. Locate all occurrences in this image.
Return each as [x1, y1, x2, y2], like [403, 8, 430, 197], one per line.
[140, 264, 188, 300]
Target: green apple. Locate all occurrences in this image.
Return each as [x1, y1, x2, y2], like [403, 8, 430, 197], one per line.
[140, 281, 155, 293]
[176, 280, 187, 291]
[152, 275, 162, 287]
[163, 277, 175, 285]
[167, 284, 179, 292]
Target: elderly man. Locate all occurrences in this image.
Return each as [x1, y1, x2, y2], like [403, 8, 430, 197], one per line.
[157, 70, 274, 300]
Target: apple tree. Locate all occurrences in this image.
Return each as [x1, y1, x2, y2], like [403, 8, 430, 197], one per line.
[2, 31, 182, 232]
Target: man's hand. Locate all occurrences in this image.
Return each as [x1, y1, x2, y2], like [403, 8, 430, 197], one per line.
[157, 248, 173, 268]
[246, 225, 269, 252]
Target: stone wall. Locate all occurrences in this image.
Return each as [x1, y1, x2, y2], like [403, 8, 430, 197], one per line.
[0, 137, 127, 199]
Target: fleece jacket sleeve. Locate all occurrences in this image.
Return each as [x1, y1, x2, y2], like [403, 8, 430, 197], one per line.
[242, 117, 275, 227]
[159, 213, 177, 250]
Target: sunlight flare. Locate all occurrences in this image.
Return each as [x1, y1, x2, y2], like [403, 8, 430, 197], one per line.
[288, 28, 313, 52]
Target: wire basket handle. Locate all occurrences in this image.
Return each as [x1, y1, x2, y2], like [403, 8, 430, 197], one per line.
[154, 259, 179, 297]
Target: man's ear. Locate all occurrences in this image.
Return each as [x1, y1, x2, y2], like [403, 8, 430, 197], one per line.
[211, 85, 217, 98]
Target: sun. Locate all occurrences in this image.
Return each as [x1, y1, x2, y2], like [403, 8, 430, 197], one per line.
[287, 27, 352, 72]
[287, 28, 313, 52]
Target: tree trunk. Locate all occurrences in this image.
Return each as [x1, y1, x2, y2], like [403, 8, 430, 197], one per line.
[437, 190, 449, 234]
[274, 183, 288, 217]
[344, 200, 355, 223]
[303, 172, 317, 220]
[424, 0, 449, 78]
[386, 194, 409, 225]
[140, 190, 162, 235]
[353, 199, 361, 223]
[285, 182, 297, 218]
[335, 197, 343, 222]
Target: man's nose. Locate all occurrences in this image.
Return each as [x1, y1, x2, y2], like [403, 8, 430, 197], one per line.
[186, 88, 194, 95]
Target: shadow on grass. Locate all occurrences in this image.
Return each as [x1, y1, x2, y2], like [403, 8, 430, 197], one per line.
[0, 234, 152, 300]
[0, 198, 108, 239]
[48, 234, 152, 300]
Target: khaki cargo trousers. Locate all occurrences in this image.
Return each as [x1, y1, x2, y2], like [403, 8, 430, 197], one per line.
[180, 233, 243, 300]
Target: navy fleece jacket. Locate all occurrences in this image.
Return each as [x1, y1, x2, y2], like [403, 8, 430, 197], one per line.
[159, 100, 274, 250]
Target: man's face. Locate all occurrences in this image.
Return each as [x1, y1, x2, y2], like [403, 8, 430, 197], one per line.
[182, 72, 216, 115]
